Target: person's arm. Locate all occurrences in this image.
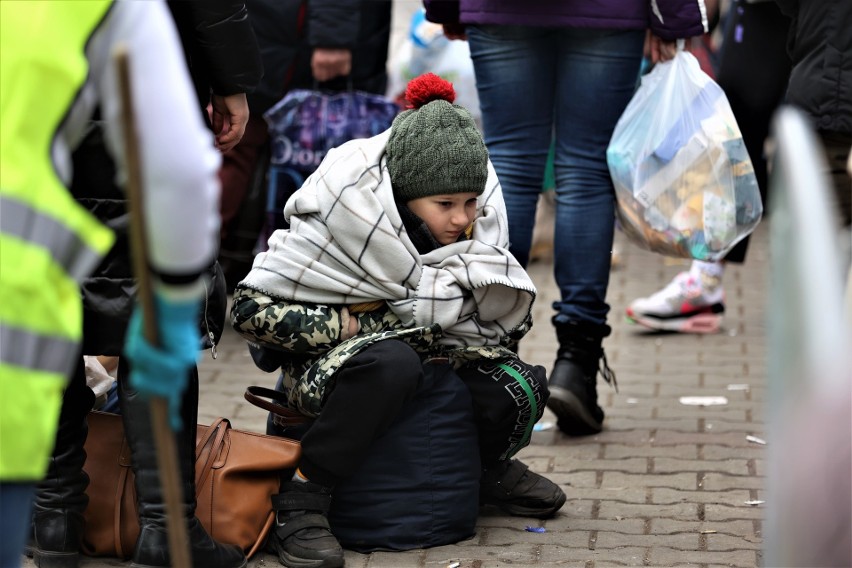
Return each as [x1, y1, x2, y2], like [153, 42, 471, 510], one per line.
[423, 0, 467, 40]
[231, 291, 404, 353]
[648, 0, 710, 62]
[231, 292, 356, 355]
[177, 0, 263, 98]
[308, 0, 360, 82]
[90, 0, 220, 287]
[423, 0, 461, 24]
[170, 0, 263, 150]
[86, 0, 223, 427]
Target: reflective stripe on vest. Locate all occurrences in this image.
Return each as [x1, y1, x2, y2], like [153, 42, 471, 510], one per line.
[0, 325, 81, 376]
[0, 195, 105, 282]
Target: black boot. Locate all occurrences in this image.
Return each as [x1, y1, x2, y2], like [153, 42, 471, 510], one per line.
[547, 319, 617, 436]
[480, 459, 566, 518]
[118, 365, 246, 568]
[270, 480, 344, 568]
[31, 360, 95, 568]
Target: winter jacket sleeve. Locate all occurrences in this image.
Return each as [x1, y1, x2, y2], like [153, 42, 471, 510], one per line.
[308, 0, 362, 49]
[231, 287, 404, 355]
[231, 288, 350, 355]
[170, 0, 263, 96]
[424, 0, 461, 24]
[649, 0, 709, 40]
[89, 1, 221, 284]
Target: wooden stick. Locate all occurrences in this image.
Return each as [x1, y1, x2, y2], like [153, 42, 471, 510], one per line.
[114, 45, 192, 567]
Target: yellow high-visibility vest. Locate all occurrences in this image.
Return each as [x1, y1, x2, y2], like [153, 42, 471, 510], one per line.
[1, 1, 115, 481]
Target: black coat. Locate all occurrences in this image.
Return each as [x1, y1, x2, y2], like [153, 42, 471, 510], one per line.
[71, 126, 227, 356]
[167, 0, 264, 114]
[245, 0, 392, 114]
[775, 0, 852, 134]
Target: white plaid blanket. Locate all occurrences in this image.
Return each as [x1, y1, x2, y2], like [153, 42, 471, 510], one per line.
[240, 129, 536, 347]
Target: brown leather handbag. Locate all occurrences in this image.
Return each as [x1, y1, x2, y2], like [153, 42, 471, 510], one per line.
[81, 410, 300, 559]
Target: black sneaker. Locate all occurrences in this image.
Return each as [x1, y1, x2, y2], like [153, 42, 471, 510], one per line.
[480, 459, 566, 518]
[271, 481, 344, 568]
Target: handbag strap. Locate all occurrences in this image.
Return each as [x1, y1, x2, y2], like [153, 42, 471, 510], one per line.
[113, 460, 130, 558]
[195, 418, 229, 490]
[247, 512, 276, 558]
[244, 386, 311, 425]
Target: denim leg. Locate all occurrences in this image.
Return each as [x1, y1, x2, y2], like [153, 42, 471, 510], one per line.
[552, 29, 644, 324]
[467, 25, 558, 268]
[469, 26, 643, 325]
[0, 482, 35, 566]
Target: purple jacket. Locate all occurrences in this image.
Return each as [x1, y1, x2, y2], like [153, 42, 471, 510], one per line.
[424, 0, 708, 41]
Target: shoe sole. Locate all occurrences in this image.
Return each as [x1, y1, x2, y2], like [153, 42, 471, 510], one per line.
[32, 550, 79, 568]
[482, 489, 567, 519]
[272, 533, 344, 568]
[275, 551, 344, 568]
[626, 310, 723, 334]
[546, 385, 602, 436]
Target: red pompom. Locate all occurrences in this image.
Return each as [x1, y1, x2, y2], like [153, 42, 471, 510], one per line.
[404, 72, 456, 109]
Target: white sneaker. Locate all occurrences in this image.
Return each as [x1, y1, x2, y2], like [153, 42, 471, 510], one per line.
[626, 270, 725, 333]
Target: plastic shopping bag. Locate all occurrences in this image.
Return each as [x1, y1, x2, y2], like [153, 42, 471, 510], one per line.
[607, 47, 762, 261]
[259, 89, 400, 250]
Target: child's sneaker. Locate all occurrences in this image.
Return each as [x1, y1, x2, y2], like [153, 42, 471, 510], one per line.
[626, 270, 725, 333]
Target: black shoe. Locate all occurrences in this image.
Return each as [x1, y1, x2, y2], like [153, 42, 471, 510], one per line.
[130, 519, 247, 568]
[271, 481, 344, 568]
[31, 510, 86, 568]
[547, 319, 616, 436]
[480, 459, 566, 518]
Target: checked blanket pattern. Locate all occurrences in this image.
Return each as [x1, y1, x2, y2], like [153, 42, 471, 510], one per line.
[240, 129, 536, 348]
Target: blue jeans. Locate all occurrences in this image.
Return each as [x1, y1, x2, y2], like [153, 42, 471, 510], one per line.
[0, 482, 35, 567]
[467, 26, 644, 325]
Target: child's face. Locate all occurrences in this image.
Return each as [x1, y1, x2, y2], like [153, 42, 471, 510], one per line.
[407, 192, 479, 245]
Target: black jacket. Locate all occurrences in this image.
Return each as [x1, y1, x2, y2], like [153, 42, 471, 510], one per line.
[245, 0, 392, 114]
[71, 126, 227, 356]
[775, 0, 852, 134]
[168, 0, 264, 111]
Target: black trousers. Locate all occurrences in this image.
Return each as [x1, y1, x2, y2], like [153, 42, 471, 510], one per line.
[716, 0, 792, 263]
[297, 341, 548, 487]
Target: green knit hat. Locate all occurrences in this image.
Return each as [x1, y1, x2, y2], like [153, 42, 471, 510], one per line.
[386, 73, 488, 203]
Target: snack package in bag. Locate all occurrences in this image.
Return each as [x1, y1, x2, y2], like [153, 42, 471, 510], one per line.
[607, 47, 762, 261]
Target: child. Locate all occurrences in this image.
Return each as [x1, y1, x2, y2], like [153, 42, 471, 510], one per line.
[231, 73, 565, 568]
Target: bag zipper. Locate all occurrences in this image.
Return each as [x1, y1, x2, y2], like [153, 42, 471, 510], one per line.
[201, 276, 218, 360]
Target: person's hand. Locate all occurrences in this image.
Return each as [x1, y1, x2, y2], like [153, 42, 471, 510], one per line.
[647, 33, 680, 64]
[311, 48, 352, 83]
[210, 93, 249, 153]
[340, 307, 359, 341]
[442, 23, 467, 41]
[123, 292, 201, 429]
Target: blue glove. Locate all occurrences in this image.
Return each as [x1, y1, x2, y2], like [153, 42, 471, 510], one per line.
[123, 293, 201, 430]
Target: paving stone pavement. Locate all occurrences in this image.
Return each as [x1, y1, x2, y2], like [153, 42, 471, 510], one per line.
[39, 221, 770, 568]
